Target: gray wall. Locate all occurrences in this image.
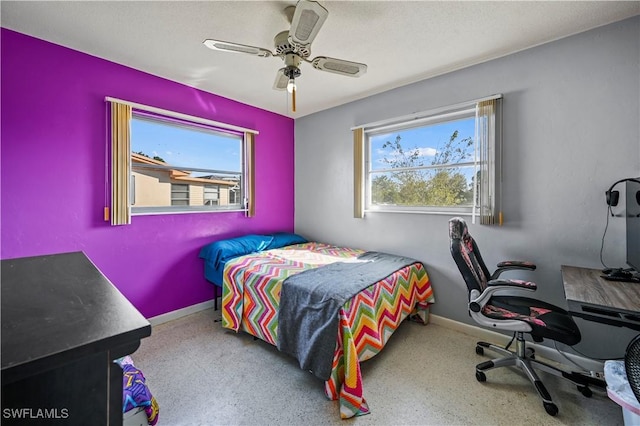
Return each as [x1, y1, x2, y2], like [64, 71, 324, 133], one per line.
[295, 17, 640, 357]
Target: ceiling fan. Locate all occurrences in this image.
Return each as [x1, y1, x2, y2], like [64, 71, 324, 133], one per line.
[203, 0, 367, 112]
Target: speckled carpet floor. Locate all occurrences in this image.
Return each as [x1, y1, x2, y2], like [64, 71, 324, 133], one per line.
[132, 308, 622, 426]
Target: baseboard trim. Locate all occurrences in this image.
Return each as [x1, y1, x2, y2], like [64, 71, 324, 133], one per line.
[430, 314, 604, 373]
[148, 299, 216, 326]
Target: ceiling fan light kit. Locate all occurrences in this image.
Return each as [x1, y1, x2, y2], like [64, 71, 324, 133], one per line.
[203, 0, 367, 113]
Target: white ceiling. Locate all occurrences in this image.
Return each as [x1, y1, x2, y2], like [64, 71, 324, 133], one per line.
[2, 1, 639, 118]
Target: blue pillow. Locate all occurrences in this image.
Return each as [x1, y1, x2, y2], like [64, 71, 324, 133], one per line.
[199, 234, 274, 268]
[265, 232, 307, 250]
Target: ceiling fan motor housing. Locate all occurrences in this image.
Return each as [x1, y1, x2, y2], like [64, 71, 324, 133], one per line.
[274, 30, 310, 58]
[284, 53, 302, 68]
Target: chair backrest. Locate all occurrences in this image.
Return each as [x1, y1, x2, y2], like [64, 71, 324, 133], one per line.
[449, 217, 492, 296]
[625, 334, 640, 403]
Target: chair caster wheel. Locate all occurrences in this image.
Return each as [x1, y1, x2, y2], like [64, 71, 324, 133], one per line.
[475, 346, 484, 355]
[544, 402, 558, 416]
[476, 371, 486, 382]
[578, 385, 592, 398]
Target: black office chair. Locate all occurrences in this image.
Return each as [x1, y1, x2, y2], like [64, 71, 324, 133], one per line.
[448, 217, 600, 416]
[626, 334, 640, 403]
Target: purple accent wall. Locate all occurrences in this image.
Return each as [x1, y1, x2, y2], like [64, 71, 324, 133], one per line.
[0, 29, 295, 318]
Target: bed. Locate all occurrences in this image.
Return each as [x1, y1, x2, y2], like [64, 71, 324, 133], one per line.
[199, 233, 435, 419]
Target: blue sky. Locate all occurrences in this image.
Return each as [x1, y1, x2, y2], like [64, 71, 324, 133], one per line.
[131, 117, 241, 174]
[131, 114, 475, 182]
[369, 117, 475, 172]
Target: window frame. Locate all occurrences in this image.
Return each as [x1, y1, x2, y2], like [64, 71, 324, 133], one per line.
[356, 95, 502, 220]
[106, 97, 258, 225]
[365, 107, 477, 215]
[129, 112, 247, 216]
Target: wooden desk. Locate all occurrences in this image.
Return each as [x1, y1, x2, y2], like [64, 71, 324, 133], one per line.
[561, 265, 640, 331]
[1, 252, 151, 425]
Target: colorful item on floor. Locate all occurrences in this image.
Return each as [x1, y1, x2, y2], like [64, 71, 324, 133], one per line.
[116, 356, 160, 425]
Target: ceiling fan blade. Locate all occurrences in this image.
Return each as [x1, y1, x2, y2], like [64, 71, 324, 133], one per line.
[311, 57, 367, 77]
[289, 0, 328, 48]
[203, 39, 272, 58]
[273, 68, 289, 91]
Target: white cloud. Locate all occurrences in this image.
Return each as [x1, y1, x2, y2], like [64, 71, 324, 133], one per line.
[374, 146, 438, 167]
[414, 147, 437, 157]
[377, 147, 436, 157]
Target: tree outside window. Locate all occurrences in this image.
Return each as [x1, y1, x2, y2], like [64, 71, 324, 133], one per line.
[367, 113, 477, 212]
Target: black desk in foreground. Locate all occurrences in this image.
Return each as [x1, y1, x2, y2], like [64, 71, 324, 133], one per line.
[1, 251, 151, 425]
[561, 265, 640, 331]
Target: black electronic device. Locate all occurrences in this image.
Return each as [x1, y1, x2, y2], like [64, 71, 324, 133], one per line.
[601, 274, 640, 283]
[600, 268, 640, 282]
[606, 177, 640, 208]
[608, 269, 632, 279]
[627, 179, 640, 274]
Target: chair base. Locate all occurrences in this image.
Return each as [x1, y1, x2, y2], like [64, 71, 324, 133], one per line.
[474, 332, 605, 416]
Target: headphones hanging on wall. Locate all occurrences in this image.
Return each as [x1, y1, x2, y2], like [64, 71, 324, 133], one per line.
[605, 177, 640, 207]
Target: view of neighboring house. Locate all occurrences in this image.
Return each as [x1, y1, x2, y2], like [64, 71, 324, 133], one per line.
[131, 153, 241, 208]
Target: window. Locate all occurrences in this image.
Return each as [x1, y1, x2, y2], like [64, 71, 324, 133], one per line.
[171, 184, 189, 206]
[107, 97, 257, 225]
[130, 113, 245, 214]
[229, 185, 240, 205]
[203, 185, 219, 206]
[354, 96, 502, 223]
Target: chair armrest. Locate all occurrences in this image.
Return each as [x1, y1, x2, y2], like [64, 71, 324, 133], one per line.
[467, 283, 536, 334]
[497, 261, 536, 269]
[487, 279, 537, 291]
[469, 280, 537, 313]
[490, 261, 536, 280]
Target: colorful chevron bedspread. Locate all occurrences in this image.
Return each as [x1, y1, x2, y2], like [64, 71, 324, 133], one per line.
[221, 242, 434, 419]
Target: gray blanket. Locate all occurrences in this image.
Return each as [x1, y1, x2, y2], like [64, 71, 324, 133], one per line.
[276, 251, 420, 381]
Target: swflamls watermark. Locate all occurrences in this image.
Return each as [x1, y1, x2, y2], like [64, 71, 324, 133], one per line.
[2, 408, 69, 419]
